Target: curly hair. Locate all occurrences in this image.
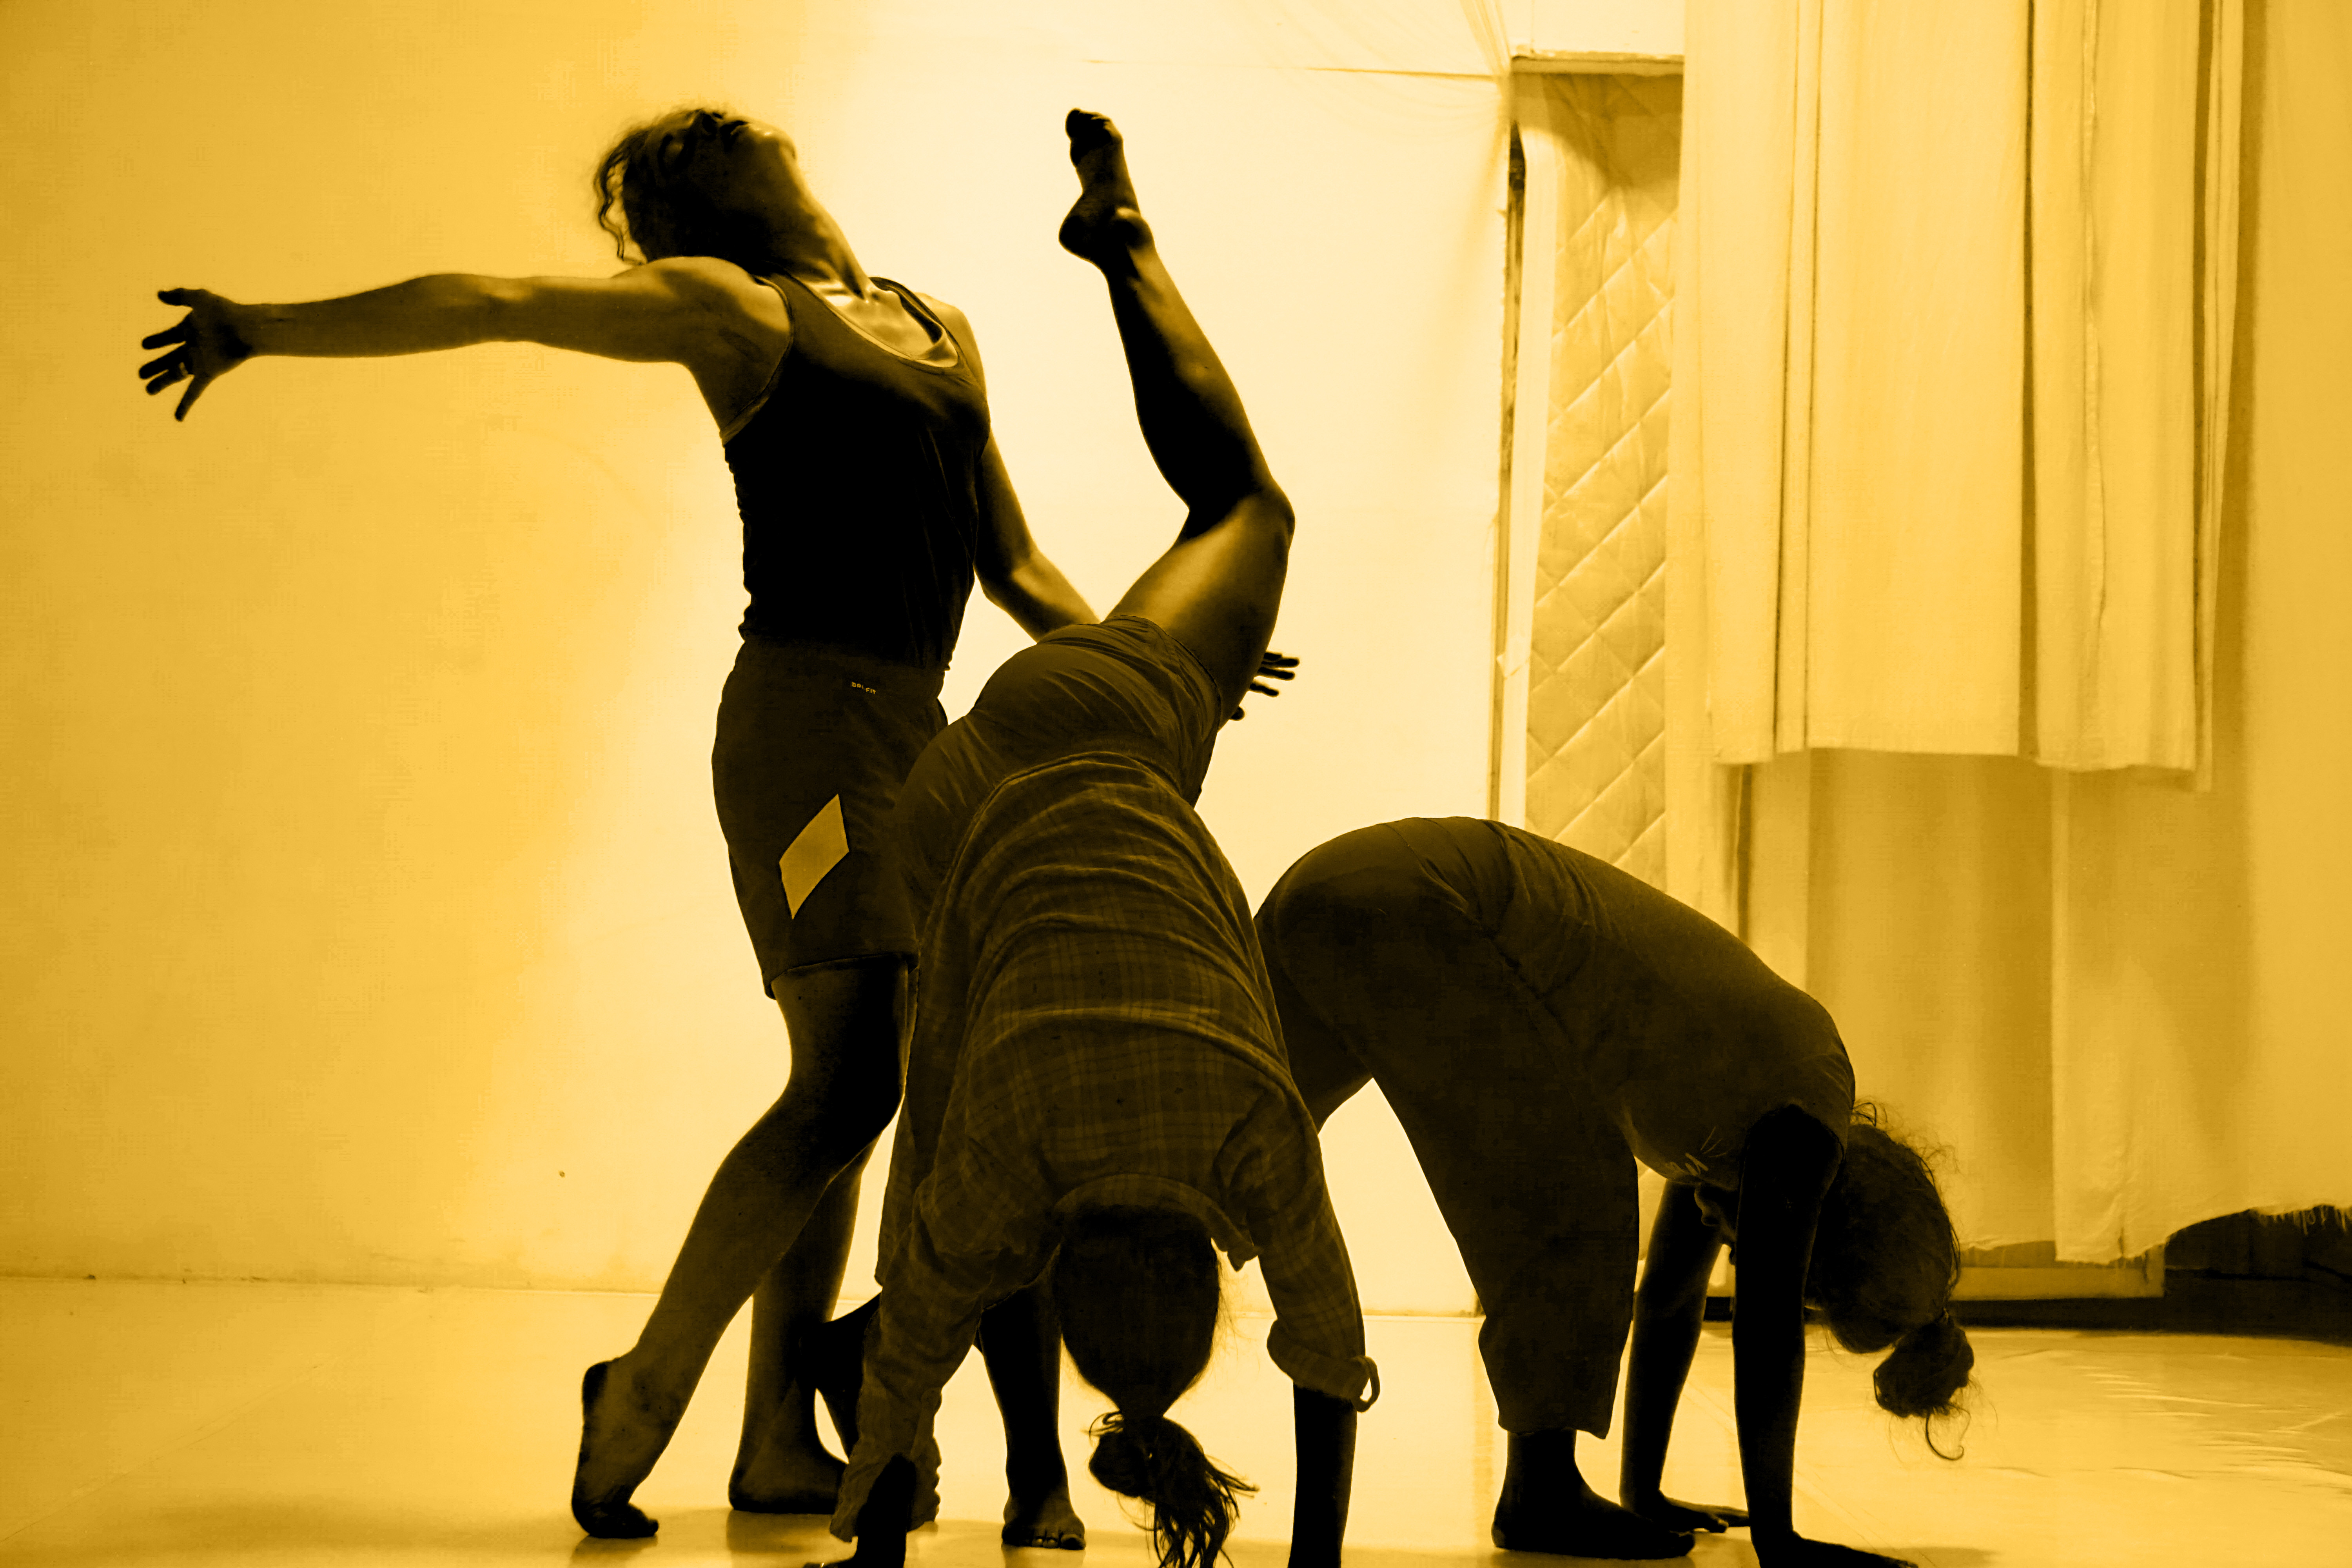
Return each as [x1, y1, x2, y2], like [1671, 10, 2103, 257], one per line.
[590, 106, 771, 271]
[1804, 1102, 1978, 1457]
[1051, 1207, 1255, 1568]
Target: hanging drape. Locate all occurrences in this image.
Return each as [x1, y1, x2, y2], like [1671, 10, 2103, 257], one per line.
[1672, 0, 2234, 772]
[1661, 0, 2265, 1264]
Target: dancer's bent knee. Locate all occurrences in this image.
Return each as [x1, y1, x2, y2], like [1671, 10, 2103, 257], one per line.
[1193, 481, 1292, 546]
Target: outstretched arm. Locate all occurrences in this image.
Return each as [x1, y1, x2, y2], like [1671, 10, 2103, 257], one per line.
[1289, 1386, 1356, 1568]
[1734, 1107, 1915, 1568]
[139, 256, 777, 421]
[1621, 1180, 1748, 1533]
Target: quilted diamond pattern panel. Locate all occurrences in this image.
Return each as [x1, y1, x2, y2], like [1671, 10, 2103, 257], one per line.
[1525, 74, 1681, 888]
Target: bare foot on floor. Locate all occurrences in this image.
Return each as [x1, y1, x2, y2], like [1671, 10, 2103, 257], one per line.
[730, 1305, 872, 1514]
[729, 1436, 846, 1515]
[1492, 1475, 1695, 1560]
[571, 1357, 682, 1539]
[1058, 109, 1152, 263]
[1002, 1481, 1087, 1550]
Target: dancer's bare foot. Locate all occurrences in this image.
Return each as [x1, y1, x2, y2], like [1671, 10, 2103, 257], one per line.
[729, 1303, 871, 1514]
[1492, 1473, 1695, 1559]
[1002, 1481, 1087, 1551]
[728, 1438, 844, 1516]
[571, 1357, 683, 1539]
[1058, 109, 1152, 263]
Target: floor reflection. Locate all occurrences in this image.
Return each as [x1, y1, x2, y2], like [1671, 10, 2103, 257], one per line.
[2, 1279, 2346, 1565]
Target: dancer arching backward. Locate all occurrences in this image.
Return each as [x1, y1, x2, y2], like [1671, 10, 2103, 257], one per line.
[135, 108, 1142, 1543]
[1256, 818, 1976, 1568]
[820, 113, 1374, 1568]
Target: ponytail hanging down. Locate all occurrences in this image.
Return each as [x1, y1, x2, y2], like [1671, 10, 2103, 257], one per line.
[1087, 1408, 1255, 1568]
[1052, 1206, 1252, 1568]
[1808, 1105, 1978, 1459]
[1873, 1309, 1976, 1458]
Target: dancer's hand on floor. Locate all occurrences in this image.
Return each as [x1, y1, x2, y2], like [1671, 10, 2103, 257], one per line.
[1754, 1527, 1916, 1567]
[140, 289, 252, 421]
[1229, 649, 1300, 720]
[1631, 1492, 1749, 1533]
[808, 1453, 913, 1568]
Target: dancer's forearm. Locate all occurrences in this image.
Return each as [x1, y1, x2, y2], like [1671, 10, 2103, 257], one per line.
[1288, 1386, 1356, 1568]
[1621, 1183, 1723, 1504]
[234, 275, 510, 358]
[985, 551, 1096, 638]
[1726, 1109, 1841, 1544]
[1620, 1276, 1711, 1504]
[975, 439, 1097, 636]
[238, 261, 739, 366]
[1730, 1283, 1805, 1539]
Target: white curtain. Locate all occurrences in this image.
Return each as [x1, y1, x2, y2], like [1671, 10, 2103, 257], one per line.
[1667, 0, 2260, 1263]
[1672, 0, 2231, 771]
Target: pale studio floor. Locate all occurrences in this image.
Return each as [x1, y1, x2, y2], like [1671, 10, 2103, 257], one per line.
[1, 1279, 2348, 1566]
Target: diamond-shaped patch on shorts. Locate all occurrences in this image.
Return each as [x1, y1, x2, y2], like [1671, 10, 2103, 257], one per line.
[779, 795, 849, 917]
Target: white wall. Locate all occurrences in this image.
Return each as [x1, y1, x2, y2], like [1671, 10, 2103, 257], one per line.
[1518, 0, 1686, 58]
[0, 0, 1508, 1312]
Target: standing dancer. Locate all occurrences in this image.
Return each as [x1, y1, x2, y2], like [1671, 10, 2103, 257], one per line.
[1256, 818, 1975, 1567]
[822, 113, 1372, 1568]
[136, 107, 1124, 1541]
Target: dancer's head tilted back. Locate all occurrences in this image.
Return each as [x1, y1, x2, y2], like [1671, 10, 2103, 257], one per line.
[1803, 1102, 1977, 1454]
[1051, 1206, 1256, 1568]
[593, 107, 821, 272]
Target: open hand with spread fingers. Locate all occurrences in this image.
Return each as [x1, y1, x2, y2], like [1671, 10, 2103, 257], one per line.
[1229, 648, 1300, 720]
[139, 289, 252, 421]
[1633, 1494, 1750, 1534]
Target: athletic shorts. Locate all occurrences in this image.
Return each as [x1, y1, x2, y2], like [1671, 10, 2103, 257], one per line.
[888, 613, 1225, 937]
[712, 636, 947, 994]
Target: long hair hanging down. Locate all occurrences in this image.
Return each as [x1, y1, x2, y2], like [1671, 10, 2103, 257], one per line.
[1805, 1101, 1979, 1457]
[590, 107, 771, 272]
[1051, 1206, 1255, 1568]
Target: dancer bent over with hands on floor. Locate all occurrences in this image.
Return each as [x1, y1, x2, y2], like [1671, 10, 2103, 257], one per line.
[1256, 818, 1977, 1567]
[819, 113, 1373, 1568]
[138, 104, 1134, 1542]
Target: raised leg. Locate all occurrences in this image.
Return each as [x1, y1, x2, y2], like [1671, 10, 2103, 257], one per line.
[978, 1283, 1086, 1549]
[1058, 110, 1297, 716]
[729, 1139, 875, 1512]
[571, 956, 909, 1537]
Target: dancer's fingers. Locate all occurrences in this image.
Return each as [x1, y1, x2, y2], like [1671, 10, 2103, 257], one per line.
[138, 348, 186, 379]
[141, 321, 190, 351]
[174, 374, 207, 421]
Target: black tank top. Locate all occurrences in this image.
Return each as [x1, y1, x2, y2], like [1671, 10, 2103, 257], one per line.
[722, 272, 991, 668]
